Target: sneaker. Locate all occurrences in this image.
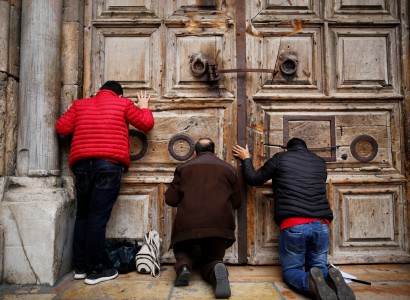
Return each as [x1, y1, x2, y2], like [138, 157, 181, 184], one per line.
[84, 268, 118, 285]
[174, 265, 191, 286]
[74, 268, 87, 280]
[309, 267, 337, 300]
[328, 267, 356, 300]
[214, 263, 231, 299]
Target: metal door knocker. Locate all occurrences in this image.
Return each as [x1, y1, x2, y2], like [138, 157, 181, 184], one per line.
[168, 133, 195, 161]
[190, 53, 219, 81]
[190, 53, 209, 77]
[350, 135, 378, 163]
[280, 54, 298, 76]
[129, 129, 148, 161]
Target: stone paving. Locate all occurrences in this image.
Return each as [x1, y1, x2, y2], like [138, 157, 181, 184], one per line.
[0, 264, 409, 299]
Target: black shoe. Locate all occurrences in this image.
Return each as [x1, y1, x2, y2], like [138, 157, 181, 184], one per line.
[84, 268, 118, 285]
[214, 263, 231, 299]
[309, 267, 338, 300]
[74, 268, 87, 280]
[328, 267, 356, 300]
[174, 265, 191, 286]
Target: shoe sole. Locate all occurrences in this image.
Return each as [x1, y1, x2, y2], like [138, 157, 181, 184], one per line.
[328, 267, 356, 300]
[74, 273, 86, 280]
[174, 269, 191, 286]
[310, 267, 338, 300]
[84, 272, 118, 285]
[214, 263, 231, 299]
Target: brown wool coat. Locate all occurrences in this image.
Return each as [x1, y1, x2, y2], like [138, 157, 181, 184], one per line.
[165, 152, 242, 249]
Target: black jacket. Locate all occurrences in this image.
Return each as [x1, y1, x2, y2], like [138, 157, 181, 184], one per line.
[242, 145, 333, 226]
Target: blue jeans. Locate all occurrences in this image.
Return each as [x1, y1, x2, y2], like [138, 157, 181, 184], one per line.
[279, 220, 330, 296]
[72, 158, 122, 272]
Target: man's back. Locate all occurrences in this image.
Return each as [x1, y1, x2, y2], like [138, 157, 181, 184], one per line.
[56, 89, 154, 168]
[239, 144, 333, 226]
[274, 147, 328, 204]
[165, 151, 241, 247]
[176, 152, 241, 210]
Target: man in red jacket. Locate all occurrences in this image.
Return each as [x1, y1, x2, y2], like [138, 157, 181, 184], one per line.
[165, 138, 242, 299]
[56, 81, 154, 285]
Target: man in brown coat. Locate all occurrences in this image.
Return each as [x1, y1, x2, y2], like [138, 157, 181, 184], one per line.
[165, 138, 242, 299]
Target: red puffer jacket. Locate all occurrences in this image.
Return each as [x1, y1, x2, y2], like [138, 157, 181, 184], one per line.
[56, 89, 154, 169]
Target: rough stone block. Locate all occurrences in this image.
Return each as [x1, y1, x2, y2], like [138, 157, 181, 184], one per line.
[0, 72, 7, 176]
[0, 176, 6, 200]
[59, 85, 81, 176]
[8, 4, 20, 77]
[0, 1, 10, 73]
[62, 22, 82, 85]
[0, 177, 76, 285]
[63, 0, 84, 23]
[61, 84, 81, 112]
[4, 77, 18, 176]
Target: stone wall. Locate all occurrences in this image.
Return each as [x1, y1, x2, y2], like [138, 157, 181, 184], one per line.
[0, 0, 84, 285]
[0, 0, 21, 284]
[60, 0, 84, 175]
[0, 0, 20, 177]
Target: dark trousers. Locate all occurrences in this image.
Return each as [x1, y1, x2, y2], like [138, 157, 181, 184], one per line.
[173, 237, 229, 286]
[72, 158, 122, 272]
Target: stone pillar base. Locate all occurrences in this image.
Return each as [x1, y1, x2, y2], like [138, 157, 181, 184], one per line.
[0, 176, 75, 285]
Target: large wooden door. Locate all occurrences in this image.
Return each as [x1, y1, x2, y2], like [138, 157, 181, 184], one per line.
[244, 1, 410, 265]
[84, 1, 409, 265]
[84, 0, 240, 263]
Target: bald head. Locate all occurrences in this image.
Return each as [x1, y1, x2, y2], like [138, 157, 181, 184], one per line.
[195, 138, 215, 154]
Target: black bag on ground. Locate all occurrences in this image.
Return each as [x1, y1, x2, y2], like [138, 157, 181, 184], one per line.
[104, 239, 141, 274]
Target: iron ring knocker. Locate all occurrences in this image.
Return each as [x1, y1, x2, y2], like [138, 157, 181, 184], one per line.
[129, 129, 148, 161]
[350, 135, 378, 163]
[168, 133, 195, 161]
[190, 53, 209, 77]
[280, 57, 298, 76]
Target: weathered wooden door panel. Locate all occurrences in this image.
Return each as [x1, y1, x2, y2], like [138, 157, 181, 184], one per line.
[246, 102, 407, 264]
[245, 0, 409, 264]
[84, 0, 409, 265]
[84, 1, 239, 263]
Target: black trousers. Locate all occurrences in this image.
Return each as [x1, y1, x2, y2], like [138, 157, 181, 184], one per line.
[173, 237, 229, 286]
[72, 158, 122, 272]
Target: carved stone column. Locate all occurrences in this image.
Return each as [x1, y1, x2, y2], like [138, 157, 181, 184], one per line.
[16, 0, 62, 176]
[0, 0, 76, 285]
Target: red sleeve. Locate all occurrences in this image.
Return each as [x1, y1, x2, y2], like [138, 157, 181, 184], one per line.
[124, 100, 154, 132]
[56, 103, 76, 136]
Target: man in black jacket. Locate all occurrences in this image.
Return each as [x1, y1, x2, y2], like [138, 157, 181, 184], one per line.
[233, 138, 355, 300]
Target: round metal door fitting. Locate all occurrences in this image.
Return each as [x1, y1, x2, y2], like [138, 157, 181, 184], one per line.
[168, 133, 195, 161]
[190, 53, 209, 77]
[280, 57, 298, 76]
[350, 135, 378, 163]
[129, 129, 148, 161]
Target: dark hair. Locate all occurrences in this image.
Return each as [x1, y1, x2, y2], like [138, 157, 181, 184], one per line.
[100, 80, 123, 96]
[286, 137, 307, 150]
[195, 138, 215, 154]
